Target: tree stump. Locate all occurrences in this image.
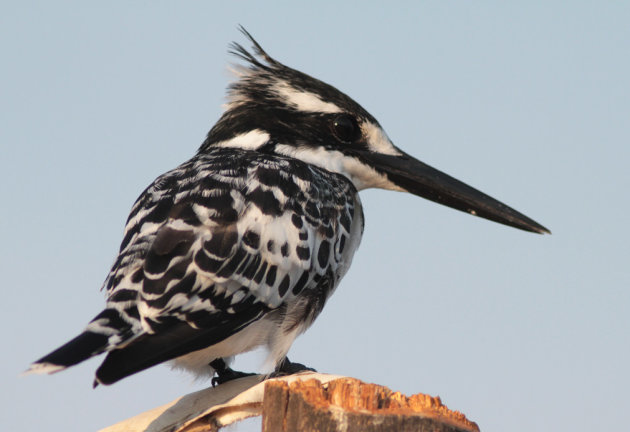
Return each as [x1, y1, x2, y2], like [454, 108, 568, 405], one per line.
[262, 378, 478, 432]
[99, 373, 478, 432]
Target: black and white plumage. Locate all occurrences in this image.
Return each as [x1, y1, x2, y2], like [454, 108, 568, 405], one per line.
[28, 28, 549, 386]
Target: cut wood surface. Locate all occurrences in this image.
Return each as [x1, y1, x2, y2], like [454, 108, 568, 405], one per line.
[100, 372, 478, 432]
[262, 378, 479, 432]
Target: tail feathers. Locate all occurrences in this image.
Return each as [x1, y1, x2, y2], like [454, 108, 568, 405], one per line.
[25, 331, 110, 375]
[95, 306, 266, 386]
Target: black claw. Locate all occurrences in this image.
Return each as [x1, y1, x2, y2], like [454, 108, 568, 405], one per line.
[209, 358, 255, 387]
[269, 356, 316, 378]
[211, 369, 256, 387]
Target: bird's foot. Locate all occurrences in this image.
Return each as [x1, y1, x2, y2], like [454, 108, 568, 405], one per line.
[209, 358, 256, 387]
[269, 356, 316, 378]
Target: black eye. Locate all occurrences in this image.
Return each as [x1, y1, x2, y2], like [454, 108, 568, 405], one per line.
[331, 114, 361, 143]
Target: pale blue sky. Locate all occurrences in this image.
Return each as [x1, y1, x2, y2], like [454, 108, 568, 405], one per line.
[2, 2, 629, 431]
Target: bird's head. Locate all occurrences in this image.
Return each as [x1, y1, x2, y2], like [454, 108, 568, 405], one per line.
[201, 27, 549, 234]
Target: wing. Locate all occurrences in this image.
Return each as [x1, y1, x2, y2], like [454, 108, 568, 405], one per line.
[93, 148, 359, 384]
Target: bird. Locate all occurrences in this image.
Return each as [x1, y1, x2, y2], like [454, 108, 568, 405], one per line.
[26, 27, 549, 388]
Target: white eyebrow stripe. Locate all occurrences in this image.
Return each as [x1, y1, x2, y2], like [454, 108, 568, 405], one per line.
[214, 129, 270, 150]
[273, 82, 342, 114]
[362, 122, 402, 156]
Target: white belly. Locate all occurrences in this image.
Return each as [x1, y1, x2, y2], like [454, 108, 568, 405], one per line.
[169, 313, 301, 377]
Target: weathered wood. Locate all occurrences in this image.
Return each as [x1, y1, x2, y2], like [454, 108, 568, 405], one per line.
[99, 372, 478, 432]
[99, 373, 343, 432]
[262, 378, 479, 432]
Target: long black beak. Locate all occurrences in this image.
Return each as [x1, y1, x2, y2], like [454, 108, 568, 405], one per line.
[359, 150, 550, 234]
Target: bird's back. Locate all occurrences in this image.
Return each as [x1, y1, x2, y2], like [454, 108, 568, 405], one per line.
[63, 147, 364, 384]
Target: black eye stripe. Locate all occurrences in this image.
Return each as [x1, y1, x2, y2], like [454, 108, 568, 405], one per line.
[330, 114, 361, 144]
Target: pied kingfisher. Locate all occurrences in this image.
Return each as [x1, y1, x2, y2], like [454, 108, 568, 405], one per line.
[27, 28, 549, 387]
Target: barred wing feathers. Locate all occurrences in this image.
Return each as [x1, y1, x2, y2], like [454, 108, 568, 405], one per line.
[88, 148, 360, 384]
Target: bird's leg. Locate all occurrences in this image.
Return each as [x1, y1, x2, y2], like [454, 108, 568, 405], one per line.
[209, 358, 256, 387]
[269, 356, 316, 378]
